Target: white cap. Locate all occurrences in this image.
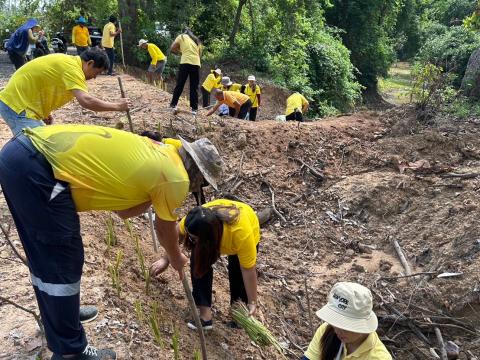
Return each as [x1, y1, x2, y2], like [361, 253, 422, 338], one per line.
[221, 76, 233, 86]
[138, 39, 148, 47]
[315, 282, 378, 334]
[214, 68, 222, 75]
[248, 75, 256, 81]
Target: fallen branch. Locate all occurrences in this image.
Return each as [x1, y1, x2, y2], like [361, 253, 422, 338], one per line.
[434, 327, 448, 360]
[440, 172, 480, 179]
[288, 157, 324, 180]
[0, 221, 27, 266]
[391, 238, 412, 276]
[0, 295, 44, 336]
[380, 272, 438, 280]
[303, 277, 314, 338]
[261, 181, 286, 223]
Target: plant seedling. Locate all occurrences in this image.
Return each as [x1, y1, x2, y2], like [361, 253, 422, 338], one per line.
[108, 250, 124, 296]
[149, 301, 164, 348]
[105, 215, 117, 252]
[134, 300, 144, 324]
[172, 322, 180, 360]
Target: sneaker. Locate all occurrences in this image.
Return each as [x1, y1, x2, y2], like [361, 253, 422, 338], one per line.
[170, 106, 178, 115]
[191, 110, 197, 116]
[79, 306, 98, 324]
[51, 345, 116, 360]
[187, 318, 213, 331]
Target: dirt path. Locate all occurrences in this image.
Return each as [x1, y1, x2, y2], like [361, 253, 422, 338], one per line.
[0, 55, 479, 359]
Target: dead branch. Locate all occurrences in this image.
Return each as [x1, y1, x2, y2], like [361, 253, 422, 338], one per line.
[0, 221, 27, 266]
[303, 277, 314, 338]
[287, 157, 324, 180]
[391, 239, 412, 276]
[380, 271, 438, 280]
[440, 172, 480, 179]
[261, 181, 287, 223]
[434, 327, 448, 360]
[0, 295, 43, 335]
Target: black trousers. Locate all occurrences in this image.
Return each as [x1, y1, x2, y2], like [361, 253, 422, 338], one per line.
[170, 63, 200, 111]
[249, 107, 258, 121]
[286, 111, 303, 122]
[8, 50, 26, 70]
[104, 47, 115, 74]
[202, 87, 211, 108]
[228, 100, 253, 120]
[190, 246, 258, 307]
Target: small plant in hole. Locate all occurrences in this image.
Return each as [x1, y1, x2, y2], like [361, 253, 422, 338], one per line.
[172, 322, 180, 360]
[193, 349, 201, 360]
[108, 250, 123, 296]
[134, 300, 144, 324]
[149, 301, 164, 348]
[105, 214, 117, 252]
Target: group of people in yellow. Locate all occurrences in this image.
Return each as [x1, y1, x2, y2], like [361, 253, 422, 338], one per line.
[0, 18, 392, 360]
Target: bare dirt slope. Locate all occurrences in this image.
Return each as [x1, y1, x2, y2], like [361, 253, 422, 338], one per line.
[0, 55, 479, 359]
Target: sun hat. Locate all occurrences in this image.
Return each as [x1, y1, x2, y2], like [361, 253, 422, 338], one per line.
[179, 136, 224, 190]
[138, 39, 148, 47]
[214, 68, 222, 75]
[247, 75, 256, 81]
[77, 16, 87, 24]
[315, 282, 378, 334]
[221, 76, 233, 87]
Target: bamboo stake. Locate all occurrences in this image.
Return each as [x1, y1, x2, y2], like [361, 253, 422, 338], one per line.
[392, 238, 412, 276]
[181, 271, 208, 360]
[117, 77, 134, 132]
[118, 20, 125, 68]
[148, 207, 159, 252]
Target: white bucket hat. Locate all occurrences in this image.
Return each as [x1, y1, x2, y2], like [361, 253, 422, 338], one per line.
[315, 282, 378, 334]
[179, 136, 224, 190]
[247, 75, 256, 81]
[221, 76, 233, 86]
[214, 68, 222, 75]
[138, 39, 148, 47]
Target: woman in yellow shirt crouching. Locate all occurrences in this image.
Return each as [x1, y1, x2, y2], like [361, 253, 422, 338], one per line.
[302, 282, 392, 360]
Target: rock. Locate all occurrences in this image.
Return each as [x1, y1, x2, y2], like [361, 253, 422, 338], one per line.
[379, 260, 393, 272]
[462, 48, 480, 98]
[237, 132, 247, 149]
[345, 249, 355, 257]
[351, 264, 365, 272]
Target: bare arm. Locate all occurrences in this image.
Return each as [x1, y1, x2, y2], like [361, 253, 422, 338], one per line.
[302, 102, 309, 113]
[155, 217, 188, 279]
[257, 94, 261, 107]
[72, 90, 130, 112]
[241, 265, 258, 314]
[170, 41, 180, 55]
[206, 102, 221, 116]
[233, 101, 241, 118]
[114, 201, 151, 219]
[27, 29, 39, 43]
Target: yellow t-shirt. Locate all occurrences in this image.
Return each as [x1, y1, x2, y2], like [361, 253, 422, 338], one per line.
[147, 43, 165, 65]
[285, 92, 308, 116]
[101, 22, 116, 48]
[244, 84, 261, 108]
[221, 83, 242, 92]
[202, 73, 221, 92]
[162, 138, 182, 150]
[223, 91, 250, 108]
[179, 199, 260, 268]
[72, 25, 91, 47]
[25, 125, 190, 221]
[0, 54, 87, 120]
[304, 323, 392, 360]
[174, 34, 201, 66]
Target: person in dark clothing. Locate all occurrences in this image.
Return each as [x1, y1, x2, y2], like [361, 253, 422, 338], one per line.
[6, 19, 43, 70]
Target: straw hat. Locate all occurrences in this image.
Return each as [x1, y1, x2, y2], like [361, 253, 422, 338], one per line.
[179, 136, 224, 190]
[138, 39, 148, 47]
[221, 76, 233, 87]
[315, 282, 378, 334]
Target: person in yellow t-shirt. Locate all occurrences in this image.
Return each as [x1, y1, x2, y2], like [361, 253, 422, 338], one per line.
[169, 28, 202, 114]
[201, 68, 222, 107]
[71, 16, 91, 55]
[138, 39, 167, 84]
[243, 75, 261, 121]
[0, 48, 130, 135]
[302, 282, 392, 360]
[0, 124, 224, 358]
[206, 89, 252, 119]
[285, 92, 309, 122]
[101, 15, 121, 75]
[220, 76, 242, 92]
[151, 199, 260, 330]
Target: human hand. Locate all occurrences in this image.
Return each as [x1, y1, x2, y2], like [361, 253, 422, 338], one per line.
[117, 98, 132, 111]
[169, 252, 188, 280]
[248, 302, 257, 316]
[44, 114, 53, 125]
[150, 256, 170, 277]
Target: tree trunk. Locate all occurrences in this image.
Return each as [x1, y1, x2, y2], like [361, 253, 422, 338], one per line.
[461, 48, 480, 98]
[229, 0, 247, 47]
[118, 0, 138, 65]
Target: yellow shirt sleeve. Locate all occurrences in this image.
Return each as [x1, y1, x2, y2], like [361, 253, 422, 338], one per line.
[202, 74, 217, 92]
[178, 216, 186, 236]
[150, 181, 189, 221]
[235, 229, 257, 269]
[304, 324, 327, 360]
[162, 138, 182, 150]
[71, 27, 76, 44]
[62, 62, 88, 92]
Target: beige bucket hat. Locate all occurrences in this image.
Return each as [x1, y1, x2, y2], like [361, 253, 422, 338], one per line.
[221, 76, 233, 87]
[315, 282, 378, 334]
[179, 136, 224, 190]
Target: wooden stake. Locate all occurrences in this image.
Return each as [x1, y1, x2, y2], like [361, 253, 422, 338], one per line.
[303, 277, 314, 337]
[181, 271, 208, 360]
[147, 207, 159, 252]
[117, 77, 134, 132]
[118, 20, 125, 68]
[392, 238, 412, 276]
[434, 327, 448, 360]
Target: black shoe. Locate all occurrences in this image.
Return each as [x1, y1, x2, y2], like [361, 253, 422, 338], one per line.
[51, 345, 116, 359]
[80, 306, 98, 324]
[187, 318, 213, 331]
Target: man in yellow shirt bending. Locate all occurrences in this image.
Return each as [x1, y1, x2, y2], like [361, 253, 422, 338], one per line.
[71, 16, 91, 55]
[285, 92, 309, 122]
[138, 39, 167, 85]
[0, 48, 130, 135]
[206, 89, 252, 120]
[0, 124, 224, 360]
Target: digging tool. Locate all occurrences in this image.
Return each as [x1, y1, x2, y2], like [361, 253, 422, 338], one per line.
[117, 77, 134, 132]
[181, 270, 208, 359]
[147, 207, 159, 252]
[118, 20, 126, 68]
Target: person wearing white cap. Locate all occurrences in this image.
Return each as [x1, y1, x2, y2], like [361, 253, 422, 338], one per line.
[138, 39, 167, 85]
[201, 68, 222, 107]
[302, 282, 392, 360]
[243, 75, 261, 121]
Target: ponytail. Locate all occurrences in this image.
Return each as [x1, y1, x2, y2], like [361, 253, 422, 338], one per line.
[320, 325, 342, 360]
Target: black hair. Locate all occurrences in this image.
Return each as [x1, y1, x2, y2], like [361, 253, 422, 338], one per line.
[109, 15, 117, 23]
[140, 130, 162, 141]
[320, 325, 342, 360]
[80, 48, 110, 70]
[184, 205, 240, 278]
[183, 27, 200, 45]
